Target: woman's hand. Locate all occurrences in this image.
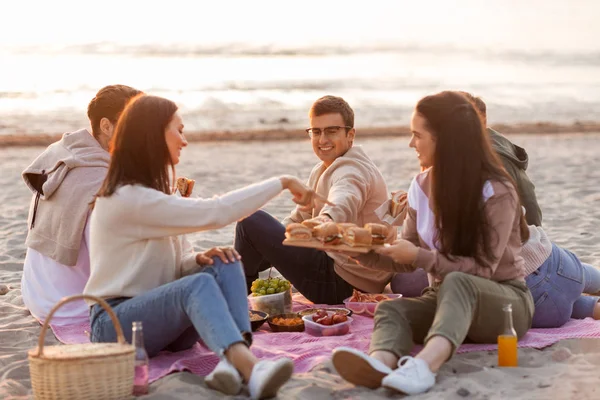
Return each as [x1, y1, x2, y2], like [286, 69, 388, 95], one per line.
[196, 246, 241, 265]
[280, 175, 334, 211]
[375, 239, 419, 264]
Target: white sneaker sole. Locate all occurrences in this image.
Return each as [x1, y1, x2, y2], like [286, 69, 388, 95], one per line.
[205, 370, 242, 396]
[382, 376, 433, 395]
[253, 359, 294, 399]
[332, 349, 389, 389]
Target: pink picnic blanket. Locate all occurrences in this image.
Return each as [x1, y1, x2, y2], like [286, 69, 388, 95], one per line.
[50, 297, 600, 383]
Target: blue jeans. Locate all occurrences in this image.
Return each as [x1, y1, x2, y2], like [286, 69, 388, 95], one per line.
[526, 244, 600, 328]
[234, 210, 355, 304]
[90, 258, 251, 357]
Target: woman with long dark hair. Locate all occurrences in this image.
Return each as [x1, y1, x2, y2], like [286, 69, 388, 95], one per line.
[84, 95, 329, 399]
[332, 91, 534, 395]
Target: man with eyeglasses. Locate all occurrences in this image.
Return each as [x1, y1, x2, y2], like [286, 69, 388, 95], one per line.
[234, 95, 392, 304]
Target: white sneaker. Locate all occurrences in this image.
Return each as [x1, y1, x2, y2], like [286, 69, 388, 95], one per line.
[381, 356, 436, 395]
[248, 358, 294, 399]
[205, 358, 243, 395]
[332, 347, 393, 389]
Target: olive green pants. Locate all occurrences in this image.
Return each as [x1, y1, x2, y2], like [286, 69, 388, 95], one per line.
[370, 271, 534, 357]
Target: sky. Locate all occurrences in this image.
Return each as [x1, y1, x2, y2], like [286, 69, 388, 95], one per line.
[0, 0, 597, 51]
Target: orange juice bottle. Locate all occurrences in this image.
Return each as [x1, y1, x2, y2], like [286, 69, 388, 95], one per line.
[497, 303, 518, 367]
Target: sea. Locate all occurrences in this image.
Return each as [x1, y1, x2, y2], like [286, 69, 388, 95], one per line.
[0, 0, 599, 136]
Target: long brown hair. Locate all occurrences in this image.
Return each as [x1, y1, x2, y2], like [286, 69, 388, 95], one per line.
[415, 91, 529, 268]
[96, 95, 178, 198]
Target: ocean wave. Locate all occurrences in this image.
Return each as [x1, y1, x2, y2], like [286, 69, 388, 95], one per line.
[4, 41, 600, 67]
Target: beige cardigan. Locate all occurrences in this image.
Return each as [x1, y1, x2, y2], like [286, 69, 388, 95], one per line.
[283, 146, 392, 293]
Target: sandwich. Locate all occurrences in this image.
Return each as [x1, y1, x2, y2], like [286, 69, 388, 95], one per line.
[301, 218, 323, 230]
[313, 222, 343, 245]
[337, 222, 358, 230]
[285, 223, 313, 241]
[343, 226, 373, 247]
[364, 223, 390, 245]
[177, 177, 196, 197]
[390, 190, 408, 218]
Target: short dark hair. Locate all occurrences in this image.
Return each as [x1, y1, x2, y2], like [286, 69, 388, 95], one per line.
[459, 91, 487, 118]
[87, 85, 143, 139]
[309, 95, 354, 128]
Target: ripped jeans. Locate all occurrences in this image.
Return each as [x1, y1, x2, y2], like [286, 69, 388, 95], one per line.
[526, 244, 600, 328]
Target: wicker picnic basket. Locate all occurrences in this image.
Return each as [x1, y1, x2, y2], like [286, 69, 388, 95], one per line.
[28, 294, 135, 400]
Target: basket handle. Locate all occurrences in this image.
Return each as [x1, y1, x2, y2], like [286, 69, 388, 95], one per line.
[36, 294, 128, 357]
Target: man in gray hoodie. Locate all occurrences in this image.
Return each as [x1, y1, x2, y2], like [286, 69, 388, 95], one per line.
[21, 85, 142, 324]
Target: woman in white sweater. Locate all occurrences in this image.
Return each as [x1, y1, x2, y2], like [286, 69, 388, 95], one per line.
[84, 95, 329, 399]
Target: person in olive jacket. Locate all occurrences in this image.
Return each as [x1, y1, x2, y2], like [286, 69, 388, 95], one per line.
[461, 92, 542, 226]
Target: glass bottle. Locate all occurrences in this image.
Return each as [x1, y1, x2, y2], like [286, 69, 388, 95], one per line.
[497, 303, 518, 367]
[132, 321, 149, 396]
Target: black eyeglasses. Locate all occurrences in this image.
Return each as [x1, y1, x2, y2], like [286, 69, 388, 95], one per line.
[305, 126, 352, 138]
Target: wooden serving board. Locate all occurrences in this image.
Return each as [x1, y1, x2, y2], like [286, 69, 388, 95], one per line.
[282, 239, 383, 253]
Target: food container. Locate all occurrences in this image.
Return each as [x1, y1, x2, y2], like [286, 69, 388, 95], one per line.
[249, 310, 269, 332]
[267, 313, 305, 333]
[302, 312, 353, 337]
[343, 294, 403, 316]
[248, 288, 293, 316]
[298, 307, 353, 317]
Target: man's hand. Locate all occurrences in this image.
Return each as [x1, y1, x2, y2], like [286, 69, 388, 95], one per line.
[308, 214, 333, 225]
[280, 175, 334, 212]
[196, 246, 241, 266]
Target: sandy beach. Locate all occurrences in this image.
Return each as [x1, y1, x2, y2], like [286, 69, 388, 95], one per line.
[1, 133, 600, 399]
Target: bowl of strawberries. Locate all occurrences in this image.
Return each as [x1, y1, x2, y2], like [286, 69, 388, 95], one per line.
[301, 309, 353, 336]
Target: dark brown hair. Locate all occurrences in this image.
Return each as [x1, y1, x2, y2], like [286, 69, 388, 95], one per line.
[87, 85, 143, 139]
[309, 95, 355, 130]
[415, 91, 528, 268]
[96, 95, 178, 199]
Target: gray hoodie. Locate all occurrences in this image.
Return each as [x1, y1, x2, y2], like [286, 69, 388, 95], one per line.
[22, 129, 110, 266]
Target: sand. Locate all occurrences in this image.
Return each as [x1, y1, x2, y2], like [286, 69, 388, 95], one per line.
[1, 133, 600, 399]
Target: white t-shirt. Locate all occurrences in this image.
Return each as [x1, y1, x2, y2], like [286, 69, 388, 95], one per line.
[21, 217, 91, 325]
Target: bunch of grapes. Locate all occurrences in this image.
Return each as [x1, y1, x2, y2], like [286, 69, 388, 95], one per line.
[251, 278, 291, 296]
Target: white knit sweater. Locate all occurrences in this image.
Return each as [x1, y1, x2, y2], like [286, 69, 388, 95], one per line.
[522, 225, 553, 276]
[84, 178, 283, 305]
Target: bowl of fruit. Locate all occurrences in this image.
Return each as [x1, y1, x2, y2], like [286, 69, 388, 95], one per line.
[248, 278, 293, 316]
[267, 313, 305, 333]
[298, 307, 353, 318]
[302, 309, 353, 337]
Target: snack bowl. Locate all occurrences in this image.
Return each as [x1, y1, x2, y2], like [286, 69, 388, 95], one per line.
[343, 293, 402, 316]
[267, 313, 305, 333]
[248, 288, 293, 316]
[298, 307, 353, 318]
[249, 310, 269, 332]
[302, 312, 353, 337]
